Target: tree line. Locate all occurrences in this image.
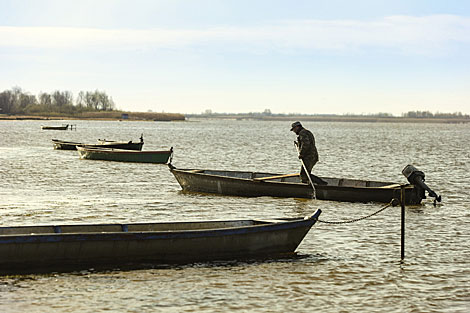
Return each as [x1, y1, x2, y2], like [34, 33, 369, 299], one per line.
[0, 87, 115, 115]
[195, 110, 468, 119]
[402, 110, 469, 119]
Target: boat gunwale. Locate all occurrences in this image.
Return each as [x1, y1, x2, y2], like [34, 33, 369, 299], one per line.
[53, 139, 145, 150]
[52, 139, 82, 145]
[172, 167, 304, 185]
[170, 167, 412, 190]
[0, 213, 320, 244]
[77, 146, 172, 155]
[42, 124, 69, 130]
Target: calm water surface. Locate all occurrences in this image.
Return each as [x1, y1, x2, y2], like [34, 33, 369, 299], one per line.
[0, 119, 469, 312]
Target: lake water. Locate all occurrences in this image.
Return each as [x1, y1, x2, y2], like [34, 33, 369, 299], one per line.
[0, 119, 469, 312]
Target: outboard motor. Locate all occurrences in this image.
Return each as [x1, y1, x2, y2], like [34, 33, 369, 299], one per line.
[402, 165, 441, 205]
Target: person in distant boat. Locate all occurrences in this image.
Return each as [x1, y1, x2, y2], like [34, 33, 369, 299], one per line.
[290, 121, 319, 184]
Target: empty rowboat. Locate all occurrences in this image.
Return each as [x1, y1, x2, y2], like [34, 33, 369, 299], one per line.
[52, 139, 83, 150]
[77, 146, 173, 163]
[95, 134, 144, 150]
[42, 124, 69, 130]
[52, 135, 144, 150]
[0, 210, 321, 275]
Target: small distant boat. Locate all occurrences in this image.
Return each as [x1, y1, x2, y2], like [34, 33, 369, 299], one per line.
[0, 210, 321, 274]
[52, 139, 83, 150]
[42, 124, 69, 130]
[77, 146, 173, 163]
[52, 135, 144, 151]
[169, 165, 441, 204]
[95, 134, 144, 150]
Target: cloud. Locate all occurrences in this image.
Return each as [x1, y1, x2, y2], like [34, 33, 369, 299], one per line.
[1, 15, 469, 56]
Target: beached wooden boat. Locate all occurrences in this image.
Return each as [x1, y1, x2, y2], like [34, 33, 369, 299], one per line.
[52, 136, 144, 150]
[169, 165, 440, 204]
[77, 146, 173, 163]
[42, 124, 69, 130]
[0, 210, 321, 274]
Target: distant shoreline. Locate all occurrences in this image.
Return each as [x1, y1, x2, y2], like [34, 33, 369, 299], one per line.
[187, 115, 470, 124]
[1, 113, 469, 124]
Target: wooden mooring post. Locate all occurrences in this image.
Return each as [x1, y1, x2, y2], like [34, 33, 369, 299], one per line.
[400, 185, 406, 261]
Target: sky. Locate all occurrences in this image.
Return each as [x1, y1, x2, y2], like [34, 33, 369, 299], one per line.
[1, 0, 469, 115]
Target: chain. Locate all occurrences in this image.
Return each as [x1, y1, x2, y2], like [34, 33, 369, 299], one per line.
[317, 199, 396, 224]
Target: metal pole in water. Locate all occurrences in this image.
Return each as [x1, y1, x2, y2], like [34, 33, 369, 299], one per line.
[400, 185, 406, 261]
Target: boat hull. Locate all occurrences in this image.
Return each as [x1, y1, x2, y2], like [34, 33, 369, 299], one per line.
[42, 125, 69, 130]
[77, 147, 172, 163]
[170, 168, 424, 204]
[52, 139, 144, 150]
[94, 141, 144, 150]
[0, 211, 320, 274]
[52, 139, 82, 150]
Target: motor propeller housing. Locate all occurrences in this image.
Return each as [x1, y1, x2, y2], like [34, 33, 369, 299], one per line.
[402, 165, 441, 203]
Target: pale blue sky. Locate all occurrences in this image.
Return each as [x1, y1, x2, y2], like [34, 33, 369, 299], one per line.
[1, 0, 469, 115]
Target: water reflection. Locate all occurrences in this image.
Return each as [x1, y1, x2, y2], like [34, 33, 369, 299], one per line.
[0, 119, 469, 312]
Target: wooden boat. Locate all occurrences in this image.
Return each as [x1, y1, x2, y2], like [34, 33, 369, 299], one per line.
[0, 210, 321, 274]
[169, 164, 440, 204]
[52, 139, 83, 150]
[95, 134, 144, 150]
[42, 124, 69, 130]
[77, 146, 173, 163]
[52, 136, 144, 151]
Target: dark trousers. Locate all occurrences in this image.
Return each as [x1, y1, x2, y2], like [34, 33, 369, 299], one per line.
[300, 157, 317, 183]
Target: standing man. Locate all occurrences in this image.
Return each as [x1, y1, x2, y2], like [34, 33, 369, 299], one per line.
[291, 121, 319, 184]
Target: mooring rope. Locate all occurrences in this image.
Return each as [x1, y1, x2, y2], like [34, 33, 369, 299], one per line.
[317, 199, 397, 224]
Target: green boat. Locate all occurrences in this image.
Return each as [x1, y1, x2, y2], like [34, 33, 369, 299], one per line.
[0, 210, 321, 275]
[53, 135, 144, 150]
[42, 124, 69, 130]
[77, 146, 173, 163]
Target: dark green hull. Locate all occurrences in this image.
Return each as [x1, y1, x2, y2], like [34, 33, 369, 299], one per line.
[52, 139, 144, 150]
[78, 147, 172, 163]
[0, 210, 321, 274]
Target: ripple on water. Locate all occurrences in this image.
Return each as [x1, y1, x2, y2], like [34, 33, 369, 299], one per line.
[0, 120, 469, 312]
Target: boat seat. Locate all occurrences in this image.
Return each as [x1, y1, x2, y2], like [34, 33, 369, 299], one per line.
[253, 173, 299, 181]
[379, 183, 401, 189]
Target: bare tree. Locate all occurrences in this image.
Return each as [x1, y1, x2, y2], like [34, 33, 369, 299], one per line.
[39, 92, 52, 107]
[76, 91, 85, 108]
[0, 90, 15, 113]
[52, 91, 73, 108]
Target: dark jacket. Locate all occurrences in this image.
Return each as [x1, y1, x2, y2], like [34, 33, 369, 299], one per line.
[297, 128, 319, 163]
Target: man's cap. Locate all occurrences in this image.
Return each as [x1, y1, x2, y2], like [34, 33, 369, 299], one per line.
[290, 121, 302, 131]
